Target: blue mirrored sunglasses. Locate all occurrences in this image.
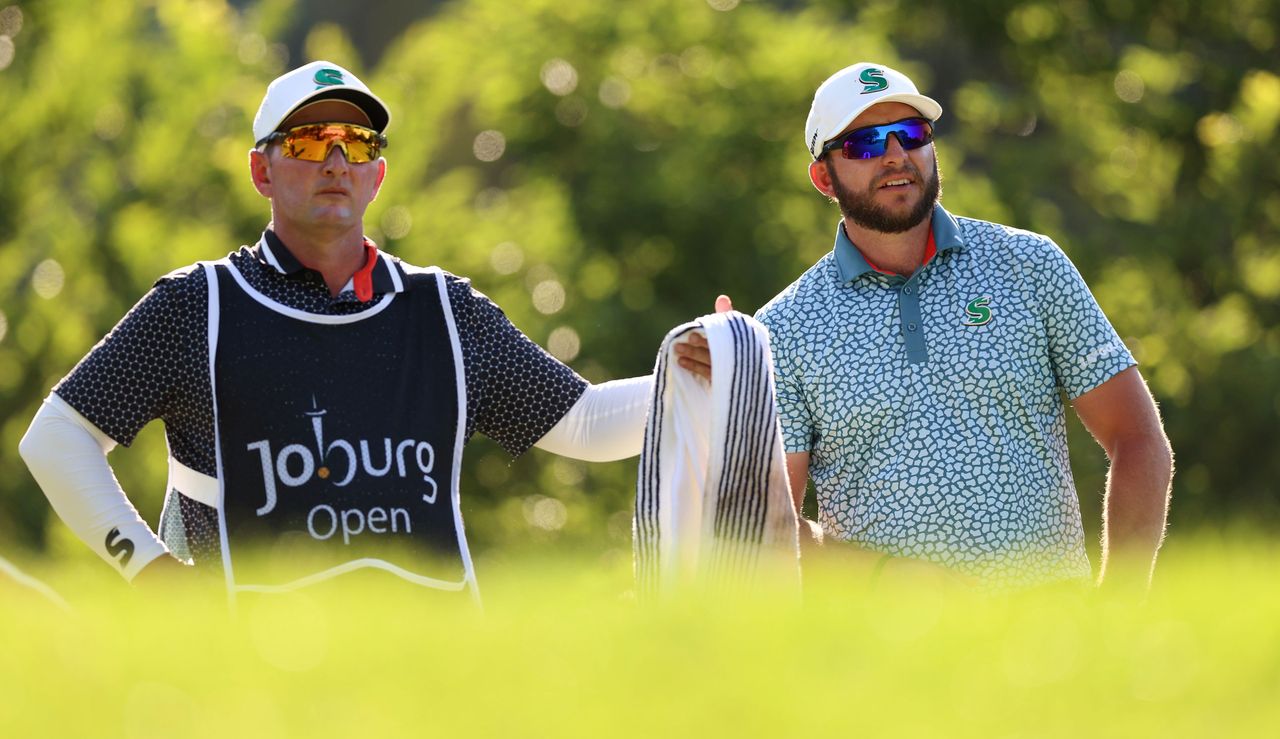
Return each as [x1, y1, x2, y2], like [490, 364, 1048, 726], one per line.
[820, 117, 934, 160]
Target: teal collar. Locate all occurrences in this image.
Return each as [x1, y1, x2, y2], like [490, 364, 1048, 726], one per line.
[834, 203, 966, 283]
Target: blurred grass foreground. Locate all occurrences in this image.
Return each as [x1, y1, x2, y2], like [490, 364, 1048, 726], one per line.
[3, 534, 1278, 738]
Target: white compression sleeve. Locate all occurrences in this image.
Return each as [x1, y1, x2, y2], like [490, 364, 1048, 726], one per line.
[18, 393, 169, 580]
[533, 375, 654, 462]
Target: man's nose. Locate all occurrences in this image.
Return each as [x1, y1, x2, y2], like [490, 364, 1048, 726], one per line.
[321, 142, 351, 173]
[881, 132, 908, 165]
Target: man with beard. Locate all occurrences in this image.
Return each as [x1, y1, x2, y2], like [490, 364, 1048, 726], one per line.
[754, 63, 1173, 589]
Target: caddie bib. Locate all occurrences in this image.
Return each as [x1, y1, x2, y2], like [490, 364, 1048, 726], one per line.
[201, 252, 476, 599]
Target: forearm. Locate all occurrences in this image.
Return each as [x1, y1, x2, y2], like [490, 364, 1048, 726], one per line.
[19, 394, 169, 580]
[533, 375, 653, 462]
[1099, 433, 1174, 587]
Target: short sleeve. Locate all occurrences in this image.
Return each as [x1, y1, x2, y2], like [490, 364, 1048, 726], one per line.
[757, 306, 814, 454]
[1032, 240, 1136, 398]
[447, 278, 588, 457]
[54, 269, 209, 446]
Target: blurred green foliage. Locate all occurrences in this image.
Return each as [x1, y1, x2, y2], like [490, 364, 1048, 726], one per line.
[1, 0, 1277, 566]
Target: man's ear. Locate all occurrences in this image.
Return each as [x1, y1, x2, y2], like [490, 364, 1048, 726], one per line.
[809, 159, 836, 199]
[370, 158, 388, 201]
[249, 149, 272, 198]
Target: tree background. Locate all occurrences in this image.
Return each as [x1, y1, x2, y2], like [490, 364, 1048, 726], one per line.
[1, 0, 1277, 572]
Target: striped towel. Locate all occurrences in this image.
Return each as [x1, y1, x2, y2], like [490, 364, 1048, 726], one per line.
[634, 311, 799, 595]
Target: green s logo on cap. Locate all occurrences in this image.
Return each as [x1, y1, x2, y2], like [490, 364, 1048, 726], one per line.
[314, 68, 345, 87]
[859, 68, 888, 93]
[962, 296, 993, 326]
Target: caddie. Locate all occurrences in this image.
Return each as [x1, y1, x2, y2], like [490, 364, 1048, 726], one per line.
[20, 61, 715, 598]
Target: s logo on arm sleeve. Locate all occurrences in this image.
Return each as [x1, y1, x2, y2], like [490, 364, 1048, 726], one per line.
[104, 527, 136, 568]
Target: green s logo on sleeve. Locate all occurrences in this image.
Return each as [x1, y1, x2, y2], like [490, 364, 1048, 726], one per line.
[963, 296, 993, 326]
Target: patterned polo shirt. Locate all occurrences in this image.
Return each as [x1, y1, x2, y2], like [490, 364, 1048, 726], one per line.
[755, 204, 1136, 586]
[55, 230, 587, 565]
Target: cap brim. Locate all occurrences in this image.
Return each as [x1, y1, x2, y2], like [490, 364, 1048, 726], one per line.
[263, 88, 391, 145]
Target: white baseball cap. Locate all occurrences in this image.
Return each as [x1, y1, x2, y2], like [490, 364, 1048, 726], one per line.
[252, 61, 391, 145]
[805, 62, 942, 159]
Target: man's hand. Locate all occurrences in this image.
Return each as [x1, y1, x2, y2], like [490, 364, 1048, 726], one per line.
[674, 295, 734, 381]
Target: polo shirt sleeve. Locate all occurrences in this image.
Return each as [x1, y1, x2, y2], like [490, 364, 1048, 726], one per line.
[446, 277, 588, 457]
[1032, 239, 1136, 399]
[756, 307, 814, 455]
[53, 269, 208, 446]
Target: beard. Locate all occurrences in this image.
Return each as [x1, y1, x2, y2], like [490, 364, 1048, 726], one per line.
[827, 156, 941, 234]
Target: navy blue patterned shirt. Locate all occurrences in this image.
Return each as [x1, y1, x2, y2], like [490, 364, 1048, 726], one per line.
[55, 230, 587, 564]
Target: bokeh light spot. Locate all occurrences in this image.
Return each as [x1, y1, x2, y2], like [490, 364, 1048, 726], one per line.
[541, 58, 579, 96]
[707, 0, 740, 11]
[598, 77, 631, 109]
[1196, 112, 1243, 147]
[551, 459, 585, 486]
[547, 326, 581, 362]
[1006, 3, 1058, 42]
[1110, 145, 1137, 171]
[490, 242, 524, 275]
[532, 280, 566, 314]
[380, 206, 412, 239]
[523, 495, 568, 531]
[612, 46, 647, 79]
[0, 35, 14, 71]
[0, 6, 22, 37]
[1114, 70, 1145, 103]
[680, 46, 713, 78]
[94, 104, 126, 140]
[238, 33, 266, 65]
[473, 130, 506, 162]
[33, 259, 65, 299]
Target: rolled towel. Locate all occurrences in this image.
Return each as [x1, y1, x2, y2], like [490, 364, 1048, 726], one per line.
[634, 311, 799, 596]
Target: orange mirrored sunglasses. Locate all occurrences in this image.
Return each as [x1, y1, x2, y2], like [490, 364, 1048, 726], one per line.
[258, 122, 387, 163]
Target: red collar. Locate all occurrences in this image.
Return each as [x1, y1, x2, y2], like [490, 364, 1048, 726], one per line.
[352, 240, 379, 302]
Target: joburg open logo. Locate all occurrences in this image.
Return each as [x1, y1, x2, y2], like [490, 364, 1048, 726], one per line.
[859, 68, 888, 93]
[243, 398, 439, 544]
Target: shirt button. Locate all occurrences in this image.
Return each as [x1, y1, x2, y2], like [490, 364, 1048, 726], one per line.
[904, 286, 914, 295]
[908, 322, 917, 331]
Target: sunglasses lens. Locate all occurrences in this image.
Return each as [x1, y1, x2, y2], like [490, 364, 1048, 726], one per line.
[838, 119, 933, 160]
[842, 129, 888, 160]
[280, 124, 382, 163]
[281, 136, 329, 161]
[891, 120, 933, 150]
